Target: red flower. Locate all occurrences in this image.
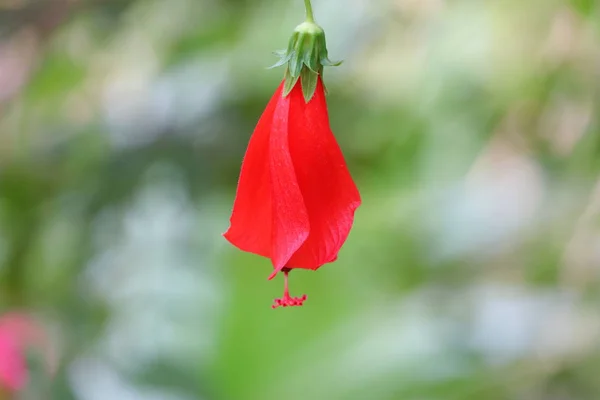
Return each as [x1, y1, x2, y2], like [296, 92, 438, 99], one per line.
[224, 77, 361, 308]
[0, 313, 55, 395]
[0, 330, 26, 394]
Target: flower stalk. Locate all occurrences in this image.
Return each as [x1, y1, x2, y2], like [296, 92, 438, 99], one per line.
[303, 0, 314, 22]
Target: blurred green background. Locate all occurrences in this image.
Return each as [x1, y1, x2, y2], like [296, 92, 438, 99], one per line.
[1, 0, 600, 399]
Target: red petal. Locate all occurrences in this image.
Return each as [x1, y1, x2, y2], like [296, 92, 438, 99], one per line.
[268, 85, 310, 274]
[282, 78, 361, 271]
[223, 85, 279, 258]
[224, 83, 310, 274]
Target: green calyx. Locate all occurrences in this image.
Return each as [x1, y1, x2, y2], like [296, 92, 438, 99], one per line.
[270, 20, 341, 103]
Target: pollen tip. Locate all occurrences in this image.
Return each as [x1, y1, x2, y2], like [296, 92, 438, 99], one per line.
[271, 294, 307, 309]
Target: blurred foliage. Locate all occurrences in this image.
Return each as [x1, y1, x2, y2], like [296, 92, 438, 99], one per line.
[1, 0, 600, 399]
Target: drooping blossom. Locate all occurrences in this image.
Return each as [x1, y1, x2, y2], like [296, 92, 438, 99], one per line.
[224, 3, 361, 308]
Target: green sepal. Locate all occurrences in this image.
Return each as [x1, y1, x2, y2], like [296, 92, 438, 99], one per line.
[290, 47, 303, 77]
[283, 68, 301, 97]
[321, 55, 342, 67]
[300, 67, 319, 103]
[320, 68, 330, 96]
[268, 51, 292, 69]
[276, 19, 342, 102]
[302, 34, 321, 72]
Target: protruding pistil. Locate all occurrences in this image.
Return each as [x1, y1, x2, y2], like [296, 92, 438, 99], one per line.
[272, 268, 307, 309]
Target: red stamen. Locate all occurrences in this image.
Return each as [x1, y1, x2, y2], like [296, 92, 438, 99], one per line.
[272, 268, 307, 309]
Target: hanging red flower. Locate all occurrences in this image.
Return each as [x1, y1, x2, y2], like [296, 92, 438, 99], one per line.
[224, 2, 361, 308]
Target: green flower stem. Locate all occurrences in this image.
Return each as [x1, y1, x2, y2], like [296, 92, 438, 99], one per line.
[303, 0, 314, 22]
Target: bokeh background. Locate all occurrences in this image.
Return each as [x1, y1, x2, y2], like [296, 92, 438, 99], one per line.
[1, 0, 600, 399]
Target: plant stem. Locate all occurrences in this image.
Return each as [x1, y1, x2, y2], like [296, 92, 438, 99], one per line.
[303, 0, 314, 22]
